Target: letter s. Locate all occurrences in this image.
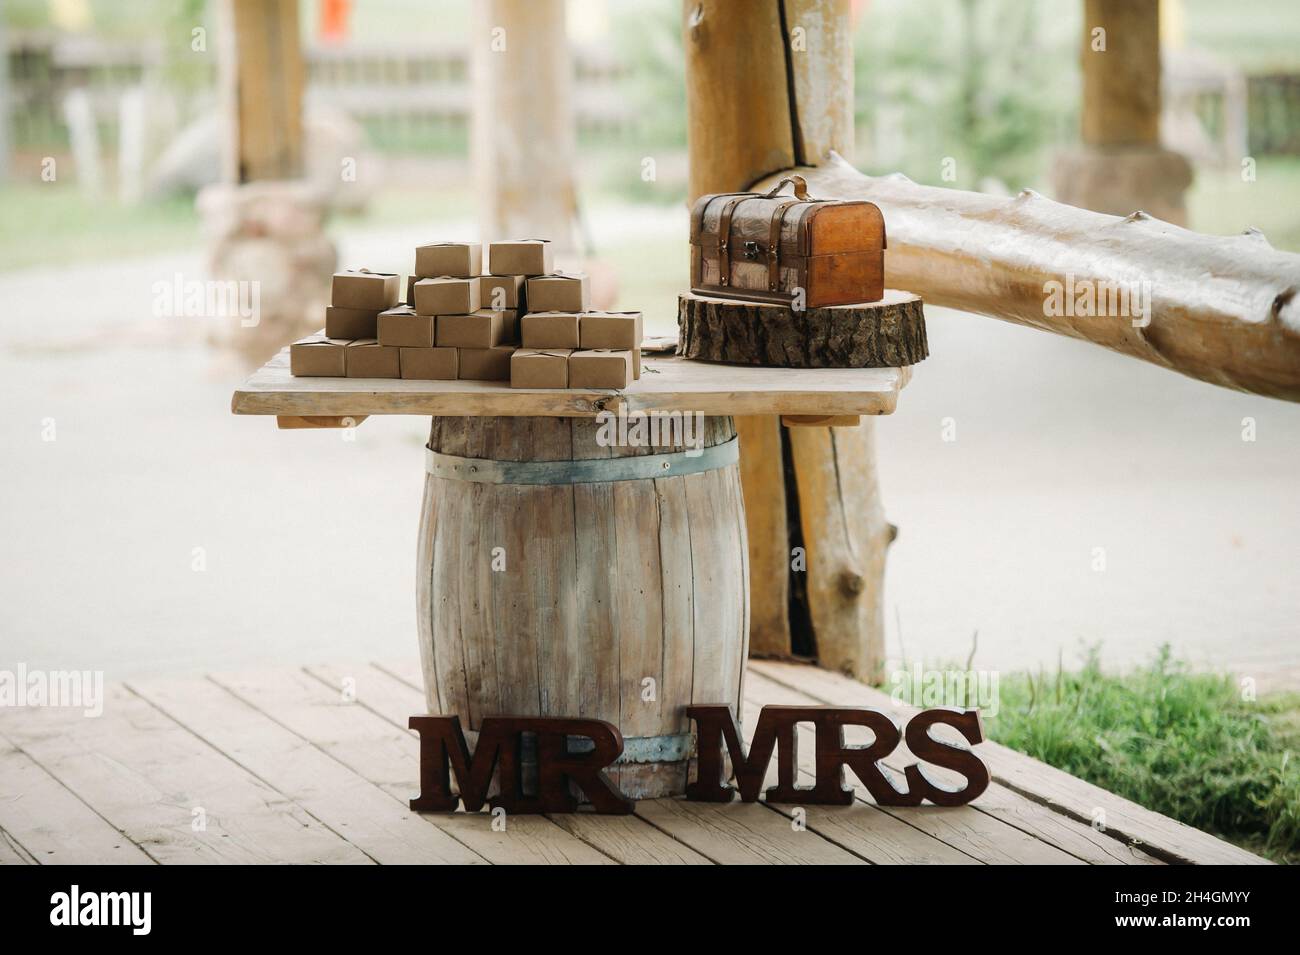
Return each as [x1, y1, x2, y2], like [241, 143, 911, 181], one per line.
[902, 708, 990, 806]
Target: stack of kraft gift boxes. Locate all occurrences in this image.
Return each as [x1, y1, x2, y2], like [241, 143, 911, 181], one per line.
[288, 239, 642, 390]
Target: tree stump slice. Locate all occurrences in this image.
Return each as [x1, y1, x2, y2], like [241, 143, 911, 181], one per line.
[676, 289, 928, 368]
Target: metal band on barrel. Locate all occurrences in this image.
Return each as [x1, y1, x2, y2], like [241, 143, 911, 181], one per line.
[464, 731, 697, 764]
[425, 436, 738, 485]
[616, 733, 696, 764]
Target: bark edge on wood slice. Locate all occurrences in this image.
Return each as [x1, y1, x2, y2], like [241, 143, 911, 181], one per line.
[677, 289, 927, 368]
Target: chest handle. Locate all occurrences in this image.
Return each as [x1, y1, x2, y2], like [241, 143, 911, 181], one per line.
[761, 175, 812, 200]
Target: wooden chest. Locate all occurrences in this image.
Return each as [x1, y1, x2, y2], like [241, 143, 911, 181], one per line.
[690, 175, 886, 308]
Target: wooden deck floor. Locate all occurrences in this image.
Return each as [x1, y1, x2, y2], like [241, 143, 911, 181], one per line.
[0, 659, 1266, 865]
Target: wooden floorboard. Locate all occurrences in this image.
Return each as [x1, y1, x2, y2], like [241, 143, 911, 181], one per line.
[0, 741, 154, 865]
[743, 674, 1158, 865]
[733, 702, 982, 865]
[305, 661, 716, 865]
[634, 797, 867, 865]
[0, 685, 368, 864]
[128, 675, 486, 865]
[750, 660, 1267, 866]
[210, 665, 614, 864]
[0, 828, 37, 865]
[0, 659, 1265, 865]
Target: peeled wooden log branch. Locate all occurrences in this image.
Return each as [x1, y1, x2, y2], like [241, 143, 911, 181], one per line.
[757, 154, 1300, 401]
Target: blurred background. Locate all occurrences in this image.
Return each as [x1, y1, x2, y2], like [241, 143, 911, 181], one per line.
[1, 0, 1297, 690]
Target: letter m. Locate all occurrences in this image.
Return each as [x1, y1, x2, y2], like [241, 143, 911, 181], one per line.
[409, 715, 518, 813]
[686, 705, 790, 802]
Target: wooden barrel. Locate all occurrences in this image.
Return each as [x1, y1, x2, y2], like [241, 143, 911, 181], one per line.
[416, 414, 749, 799]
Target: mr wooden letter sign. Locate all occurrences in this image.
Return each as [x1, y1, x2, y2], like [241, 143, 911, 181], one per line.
[410, 705, 990, 815]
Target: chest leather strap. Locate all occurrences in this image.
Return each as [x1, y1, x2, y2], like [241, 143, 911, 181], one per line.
[766, 198, 803, 291]
[716, 195, 753, 287]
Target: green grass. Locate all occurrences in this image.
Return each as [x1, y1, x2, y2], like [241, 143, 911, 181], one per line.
[0, 184, 202, 272]
[1186, 157, 1300, 253]
[1183, 0, 1300, 73]
[898, 646, 1300, 863]
[0, 180, 480, 273]
[330, 183, 477, 230]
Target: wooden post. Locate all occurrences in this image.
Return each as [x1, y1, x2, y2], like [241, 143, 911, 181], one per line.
[1052, 0, 1192, 224]
[684, 0, 794, 201]
[787, 425, 894, 680]
[1080, 0, 1159, 147]
[220, 0, 304, 183]
[471, 0, 581, 252]
[203, 0, 332, 363]
[61, 90, 103, 197]
[0, 6, 9, 183]
[733, 415, 790, 657]
[685, 0, 893, 682]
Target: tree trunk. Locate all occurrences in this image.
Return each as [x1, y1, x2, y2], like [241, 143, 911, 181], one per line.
[471, 0, 580, 252]
[220, 0, 304, 183]
[205, 1, 329, 365]
[683, 0, 794, 202]
[1054, 0, 1191, 225]
[0, 10, 9, 183]
[685, 0, 894, 682]
[788, 424, 893, 682]
[734, 416, 789, 657]
[1081, 0, 1160, 148]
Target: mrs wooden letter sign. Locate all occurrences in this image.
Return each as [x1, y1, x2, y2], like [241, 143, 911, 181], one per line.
[410, 705, 990, 814]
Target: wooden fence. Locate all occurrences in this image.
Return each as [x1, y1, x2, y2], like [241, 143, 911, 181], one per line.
[5, 34, 639, 158]
[7, 32, 1300, 168]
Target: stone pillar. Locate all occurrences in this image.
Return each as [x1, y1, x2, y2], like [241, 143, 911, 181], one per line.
[1052, 0, 1192, 224]
[197, 181, 336, 362]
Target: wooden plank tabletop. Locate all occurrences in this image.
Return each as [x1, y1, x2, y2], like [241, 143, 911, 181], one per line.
[0, 659, 1267, 866]
[231, 349, 910, 419]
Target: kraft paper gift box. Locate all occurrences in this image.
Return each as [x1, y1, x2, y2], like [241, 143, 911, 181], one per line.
[579, 310, 643, 378]
[480, 274, 525, 312]
[400, 346, 458, 380]
[495, 308, 520, 343]
[414, 277, 480, 316]
[331, 270, 401, 310]
[470, 307, 520, 343]
[346, 339, 401, 378]
[458, 345, 515, 381]
[378, 305, 435, 348]
[526, 272, 590, 312]
[568, 349, 633, 389]
[510, 348, 571, 389]
[290, 334, 350, 377]
[437, 310, 504, 348]
[325, 305, 379, 340]
[489, 239, 553, 277]
[415, 242, 482, 279]
[520, 311, 580, 348]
